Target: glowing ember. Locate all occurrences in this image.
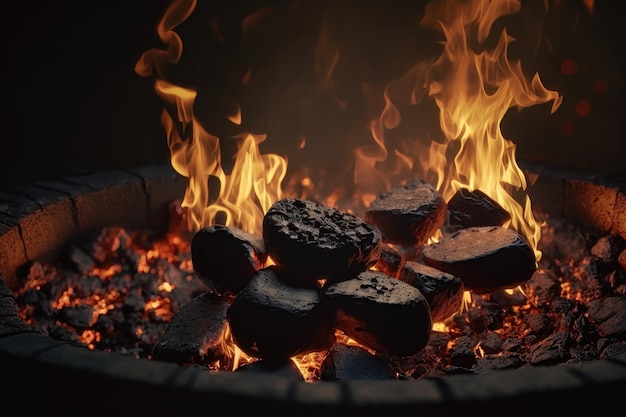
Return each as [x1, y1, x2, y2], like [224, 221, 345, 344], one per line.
[13, 0, 626, 383]
[133, 0, 567, 373]
[11, 209, 626, 379]
[15, 227, 198, 359]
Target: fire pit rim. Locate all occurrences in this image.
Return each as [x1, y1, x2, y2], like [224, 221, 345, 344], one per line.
[1, 324, 625, 412]
[1, 162, 626, 413]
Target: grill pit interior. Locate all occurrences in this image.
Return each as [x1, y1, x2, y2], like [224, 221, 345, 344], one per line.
[1, 163, 625, 415]
[2, 0, 626, 414]
[4, 164, 626, 380]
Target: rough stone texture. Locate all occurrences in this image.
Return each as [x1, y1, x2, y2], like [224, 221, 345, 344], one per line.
[227, 266, 335, 361]
[0, 192, 39, 286]
[263, 198, 382, 284]
[421, 226, 537, 294]
[0, 273, 32, 336]
[66, 170, 150, 234]
[529, 331, 572, 366]
[478, 331, 504, 354]
[320, 343, 396, 381]
[526, 270, 561, 307]
[191, 225, 267, 295]
[0, 224, 26, 289]
[374, 245, 403, 278]
[564, 179, 617, 236]
[151, 291, 232, 366]
[473, 352, 523, 373]
[398, 261, 464, 323]
[613, 188, 626, 239]
[0, 325, 623, 414]
[1, 163, 626, 413]
[590, 234, 626, 263]
[365, 179, 447, 247]
[521, 161, 626, 242]
[0, 164, 185, 287]
[9, 185, 78, 266]
[449, 334, 479, 368]
[323, 270, 432, 357]
[588, 296, 626, 338]
[601, 342, 626, 359]
[129, 165, 188, 236]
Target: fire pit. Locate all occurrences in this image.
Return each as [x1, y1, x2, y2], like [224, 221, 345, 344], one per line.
[2, 0, 626, 414]
[1, 163, 625, 415]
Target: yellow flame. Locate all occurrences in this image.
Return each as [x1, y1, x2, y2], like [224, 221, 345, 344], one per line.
[148, 75, 287, 234]
[136, 1, 287, 235]
[228, 105, 242, 125]
[291, 352, 326, 382]
[135, 0, 567, 373]
[134, 0, 196, 79]
[355, 0, 562, 261]
[219, 322, 252, 371]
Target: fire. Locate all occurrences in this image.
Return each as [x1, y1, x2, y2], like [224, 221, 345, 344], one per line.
[135, 0, 565, 372]
[136, 0, 561, 260]
[135, 0, 287, 236]
[155, 78, 286, 235]
[356, 0, 562, 261]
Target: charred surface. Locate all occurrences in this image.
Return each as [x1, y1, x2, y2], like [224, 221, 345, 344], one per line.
[447, 188, 511, 229]
[421, 226, 537, 294]
[227, 266, 335, 361]
[263, 198, 382, 284]
[323, 270, 432, 357]
[320, 343, 396, 381]
[365, 179, 447, 247]
[191, 225, 267, 295]
[151, 291, 232, 366]
[399, 261, 465, 322]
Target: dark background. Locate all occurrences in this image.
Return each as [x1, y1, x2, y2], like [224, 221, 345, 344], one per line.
[1, 0, 172, 188]
[1, 0, 624, 190]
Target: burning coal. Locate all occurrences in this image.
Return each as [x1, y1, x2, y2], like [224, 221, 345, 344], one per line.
[11, 202, 626, 381]
[134, 0, 561, 253]
[11, 0, 626, 384]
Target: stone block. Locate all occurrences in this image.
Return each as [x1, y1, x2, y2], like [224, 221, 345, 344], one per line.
[612, 188, 626, 240]
[0, 223, 28, 288]
[130, 164, 187, 233]
[10, 184, 78, 265]
[564, 179, 617, 235]
[65, 170, 149, 234]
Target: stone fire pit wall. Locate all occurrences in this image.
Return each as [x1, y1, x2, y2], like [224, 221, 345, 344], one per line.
[1, 163, 626, 415]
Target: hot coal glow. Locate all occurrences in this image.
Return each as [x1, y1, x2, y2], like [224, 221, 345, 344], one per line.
[134, 0, 563, 254]
[10, 0, 626, 383]
[12, 208, 626, 381]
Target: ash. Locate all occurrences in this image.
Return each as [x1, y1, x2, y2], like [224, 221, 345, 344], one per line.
[11, 214, 626, 380]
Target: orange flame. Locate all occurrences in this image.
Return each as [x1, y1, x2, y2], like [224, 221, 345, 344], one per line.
[136, 0, 287, 235]
[355, 0, 562, 261]
[137, 1, 562, 260]
[135, 0, 565, 372]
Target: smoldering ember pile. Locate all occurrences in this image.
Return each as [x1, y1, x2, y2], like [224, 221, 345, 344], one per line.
[12, 182, 626, 382]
